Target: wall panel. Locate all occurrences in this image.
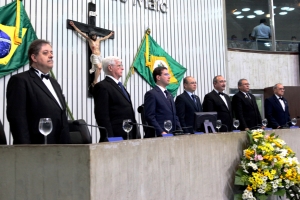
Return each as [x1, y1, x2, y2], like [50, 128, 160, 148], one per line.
[0, 0, 226, 144]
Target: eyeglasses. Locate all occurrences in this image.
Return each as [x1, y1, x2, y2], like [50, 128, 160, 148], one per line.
[111, 64, 123, 68]
[162, 73, 170, 76]
[278, 88, 285, 91]
[219, 80, 227, 83]
[189, 82, 197, 84]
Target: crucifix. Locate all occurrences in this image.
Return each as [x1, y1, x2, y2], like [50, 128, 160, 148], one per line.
[67, 2, 114, 97]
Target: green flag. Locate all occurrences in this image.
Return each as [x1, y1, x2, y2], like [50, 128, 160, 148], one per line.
[0, 0, 37, 78]
[132, 31, 186, 96]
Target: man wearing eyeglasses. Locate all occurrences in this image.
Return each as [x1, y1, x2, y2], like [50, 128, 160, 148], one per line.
[144, 66, 181, 137]
[175, 76, 202, 134]
[202, 75, 233, 132]
[265, 83, 291, 129]
[93, 56, 138, 142]
[232, 79, 262, 131]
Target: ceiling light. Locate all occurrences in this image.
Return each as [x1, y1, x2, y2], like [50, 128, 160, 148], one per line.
[266, 14, 270, 18]
[242, 8, 250, 11]
[247, 15, 256, 18]
[233, 11, 242, 15]
[273, 6, 277, 9]
[287, 8, 295, 11]
[236, 15, 244, 19]
[254, 10, 264, 15]
[279, 12, 288, 15]
[281, 7, 289, 10]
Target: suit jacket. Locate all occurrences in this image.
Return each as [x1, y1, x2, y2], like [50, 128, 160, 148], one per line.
[175, 91, 202, 133]
[6, 68, 70, 144]
[232, 91, 262, 130]
[265, 95, 291, 129]
[93, 76, 138, 142]
[202, 90, 233, 132]
[144, 86, 181, 137]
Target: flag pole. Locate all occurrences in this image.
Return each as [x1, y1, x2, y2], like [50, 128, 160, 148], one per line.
[123, 28, 151, 87]
[49, 70, 75, 120]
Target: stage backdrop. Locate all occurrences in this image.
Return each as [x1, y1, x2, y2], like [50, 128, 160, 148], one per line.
[0, 0, 227, 144]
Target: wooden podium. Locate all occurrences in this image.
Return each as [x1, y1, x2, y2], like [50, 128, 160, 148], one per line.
[264, 86, 300, 125]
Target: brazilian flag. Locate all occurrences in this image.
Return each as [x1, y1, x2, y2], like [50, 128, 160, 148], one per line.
[132, 30, 186, 96]
[0, 0, 37, 78]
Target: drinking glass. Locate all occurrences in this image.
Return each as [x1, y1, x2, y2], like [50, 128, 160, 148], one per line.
[291, 118, 297, 126]
[216, 120, 222, 132]
[122, 119, 133, 140]
[164, 120, 172, 133]
[262, 118, 268, 127]
[233, 120, 240, 130]
[39, 118, 53, 144]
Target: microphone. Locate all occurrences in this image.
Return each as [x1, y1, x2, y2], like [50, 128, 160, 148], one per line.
[174, 126, 193, 135]
[128, 122, 157, 138]
[128, 122, 155, 129]
[73, 120, 108, 139]
[284, 117, 300, 128]
[249, 124, 263, 130]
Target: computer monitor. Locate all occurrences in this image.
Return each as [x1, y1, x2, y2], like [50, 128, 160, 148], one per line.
[194, 112, 218, 133]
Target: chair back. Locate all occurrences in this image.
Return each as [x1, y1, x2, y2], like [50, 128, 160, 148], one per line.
[68, 119, 92, 144]
[0, 120, 7, 145]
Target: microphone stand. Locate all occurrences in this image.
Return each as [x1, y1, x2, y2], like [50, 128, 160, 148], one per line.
[73, 120, 108, 141]
[129, 122, 156, 138]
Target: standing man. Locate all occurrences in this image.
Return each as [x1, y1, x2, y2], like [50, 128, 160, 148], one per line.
[6, 39, 70, 144]
[232, 79, 262, 131]
[265, 83, 291, 129]
[69, 21, 114, 87]
[175, 76, 202, 133]
[202, 75, 233, 132]
[251, 19, 271, 50]
[93, 56, 138, 142]
[144, 66, 181, 138]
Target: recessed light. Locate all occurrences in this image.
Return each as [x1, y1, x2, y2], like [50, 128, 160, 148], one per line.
[254, 10, 264, 15]
[281, 7, 289, 10]
[247, 15, 256, 18]
[273, 6, 277, 9]
[242, 8, 250, 11]
[233, 11, 242, 15]
[279, 12, 288, 15]
[236, 15, 244, 19]
[287, 8, 295, 11]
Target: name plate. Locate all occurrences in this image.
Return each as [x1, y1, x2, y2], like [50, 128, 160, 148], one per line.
[162, 134, 173, 137]
[107, 137, 124, 142]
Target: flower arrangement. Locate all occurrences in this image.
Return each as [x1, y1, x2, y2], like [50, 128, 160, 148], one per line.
[234, 129, 300, 200]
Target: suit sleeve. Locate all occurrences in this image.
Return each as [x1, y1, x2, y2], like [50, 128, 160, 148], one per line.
[144, 91, 164, 134]
[175, 96, 187, 132]
[93, 84, 114, 138]
[265, 98, 279, 128]
[232, 95, 248, 130]
[202, 94, 215, 112]
[6, 76, 31, 144]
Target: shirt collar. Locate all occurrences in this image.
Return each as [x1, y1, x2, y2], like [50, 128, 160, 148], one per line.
[106, 75, 119, 84]
[156, 84, 166, 93]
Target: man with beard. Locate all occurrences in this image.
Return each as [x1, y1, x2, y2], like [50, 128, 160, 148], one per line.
[202, 75, 233, 132]
[69, 21, 114, 87]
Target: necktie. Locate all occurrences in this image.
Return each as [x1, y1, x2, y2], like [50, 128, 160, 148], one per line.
[41, 74, 50, 80]
[164, 90, 172, 107]
[279, 97, 283, 100]
[246, 93, 251, 99]
[219, 92, 224, 96]
[191, 94, 199, 111]
[118, 82, 130, 101]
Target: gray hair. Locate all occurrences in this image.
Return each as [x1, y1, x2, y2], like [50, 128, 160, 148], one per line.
[238, 78, 247, 87]
[102, 56, 122, 75]
[273, 83, 282, 90]
[213, 75, 222, 84]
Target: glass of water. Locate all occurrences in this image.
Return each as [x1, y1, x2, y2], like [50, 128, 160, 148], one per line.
[262, 118, 268, 127]
[216, 120, 222, 132]
[39, 118, 53, 144]
[164, 120, 172, 133]
[122, 119, 133, 140]
[291, 118, 297, 126]
[233, 120, 240, 130]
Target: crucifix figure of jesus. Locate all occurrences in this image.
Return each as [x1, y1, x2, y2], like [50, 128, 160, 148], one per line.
[70, 21, 114, 86]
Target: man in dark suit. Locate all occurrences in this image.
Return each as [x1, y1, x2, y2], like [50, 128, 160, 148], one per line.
[93, 56, 138, 142]
[202, 75, 233, 132]
[144, 66, 181, 137]
[175, 76, 202, 133]
[6, 39, 70, 144]
[265, 83, 291, 129]
[232, 79, 262, 131]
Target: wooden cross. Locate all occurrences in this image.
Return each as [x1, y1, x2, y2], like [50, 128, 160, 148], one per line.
[67, 2, 114, 97]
